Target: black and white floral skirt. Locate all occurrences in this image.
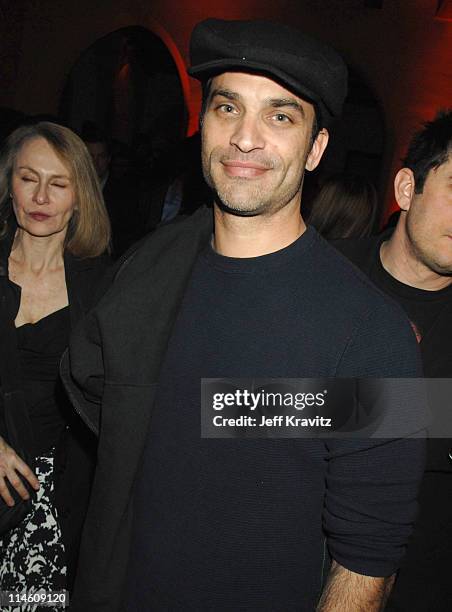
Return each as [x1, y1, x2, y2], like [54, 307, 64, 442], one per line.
[0, 452, 66, 611]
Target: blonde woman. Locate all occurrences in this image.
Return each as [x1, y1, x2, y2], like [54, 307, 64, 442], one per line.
[0, 122, 110, 603]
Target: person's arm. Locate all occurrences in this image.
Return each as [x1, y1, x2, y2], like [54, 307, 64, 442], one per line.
[320, 300, 425, 611]
[317, 560, 395, 611]
[0, 435, 39, 505]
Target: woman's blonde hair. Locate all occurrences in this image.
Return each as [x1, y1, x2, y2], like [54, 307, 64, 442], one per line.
[0, 121, 111, 257]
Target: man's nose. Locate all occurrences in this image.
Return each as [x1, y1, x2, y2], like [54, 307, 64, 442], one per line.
[230, 114, 265, 153]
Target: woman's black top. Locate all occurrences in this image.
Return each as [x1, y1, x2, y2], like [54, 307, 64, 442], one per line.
[17, 306, 70, 457]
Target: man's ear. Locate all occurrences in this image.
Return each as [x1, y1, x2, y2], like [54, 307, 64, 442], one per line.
[394, 168, 416, 211]
[306, 129, 329, 171]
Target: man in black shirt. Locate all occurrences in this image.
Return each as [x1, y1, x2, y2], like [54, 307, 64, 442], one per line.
[62, 20, 425, 612]
[335, 109, 452, 610]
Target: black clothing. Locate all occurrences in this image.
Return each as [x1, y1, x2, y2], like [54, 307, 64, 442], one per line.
[371, 252, 452, 343]
[0, 230, 110, 591]
[103, 173, 149, 258]
[143, 133, 211, 232]
[333, 231, 452, 611]
[18, 306, 70, 457]
[334, 231, 452, 381]
[124, 230, 425, 611]
[62, 208, 425, 612]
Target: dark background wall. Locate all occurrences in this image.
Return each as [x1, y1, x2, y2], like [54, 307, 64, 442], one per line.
[0, 0, 451, 220]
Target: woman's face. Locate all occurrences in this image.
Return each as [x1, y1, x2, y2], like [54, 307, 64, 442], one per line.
[11, 137, 76, 240]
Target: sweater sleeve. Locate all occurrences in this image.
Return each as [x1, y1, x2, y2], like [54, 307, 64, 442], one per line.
[324, 436, 425, 576]
[323, 299, 426, 576]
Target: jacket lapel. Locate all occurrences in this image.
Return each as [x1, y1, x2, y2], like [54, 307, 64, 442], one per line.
[101, 206, 214, 385]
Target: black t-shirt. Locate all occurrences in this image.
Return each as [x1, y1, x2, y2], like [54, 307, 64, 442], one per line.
[125, 228, 424, 611]
[371, 254, 452, 343]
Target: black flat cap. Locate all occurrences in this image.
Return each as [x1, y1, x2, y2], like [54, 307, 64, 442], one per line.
[189, 18, 348, 126]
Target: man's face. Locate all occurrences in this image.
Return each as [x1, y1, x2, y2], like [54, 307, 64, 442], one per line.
[85, 141, 110, 181]
[404, 157, 452, 275]
[201, 72, 327, 217]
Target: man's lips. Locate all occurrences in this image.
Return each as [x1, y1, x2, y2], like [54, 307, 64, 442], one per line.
[29, 212, 51, 222]
[221, 160, 271, 178]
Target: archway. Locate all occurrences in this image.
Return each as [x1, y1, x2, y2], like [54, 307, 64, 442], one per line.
[59, 25, 186, 157]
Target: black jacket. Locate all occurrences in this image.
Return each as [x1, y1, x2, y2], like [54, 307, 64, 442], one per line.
[0, 229, 110, 590]
[61, 207, 214, 611]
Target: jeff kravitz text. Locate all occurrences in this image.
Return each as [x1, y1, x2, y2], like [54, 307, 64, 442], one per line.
[212, 414, 332, 428]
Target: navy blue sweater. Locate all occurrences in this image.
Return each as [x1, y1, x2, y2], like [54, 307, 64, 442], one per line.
[125, 227, 425, 611]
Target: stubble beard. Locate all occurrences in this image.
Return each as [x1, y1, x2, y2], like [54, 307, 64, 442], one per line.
[207, 175, 275, 216]
[202, 149, 302, 217]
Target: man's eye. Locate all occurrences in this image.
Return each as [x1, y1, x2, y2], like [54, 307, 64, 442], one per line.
[52, 183, 67, 188]
[273, 113, 291, 123]
[218, 104, 236, 114]
[21, 177, 36, 182]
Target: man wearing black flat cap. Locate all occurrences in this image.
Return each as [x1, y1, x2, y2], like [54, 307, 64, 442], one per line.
[62, 19, 425, 612]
